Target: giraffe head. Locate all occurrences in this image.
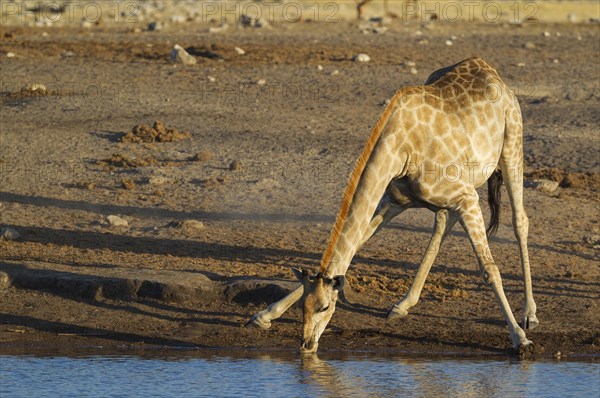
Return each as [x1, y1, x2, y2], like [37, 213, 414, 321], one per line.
[292, 268, 345, 353]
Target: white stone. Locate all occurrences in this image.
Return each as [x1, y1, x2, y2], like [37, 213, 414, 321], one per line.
[0, 227, 20, 240]
[354, 53, 371, 63]
[445, 40, 453, 46]
[234, 46, 245, 55]
[149, 176, 167, 185]
[256, 79, 267, 86]
[181, 220, 205, 230]
[526, 179, 559, 193]
[81, 20, 92, 29]
[410, 67, 418, 75]
[107, 215, 128, 227]
[6, 52, 15, 58]
[317, 65, 324, 71]
[543, 31, 551, 37]
[330, 70, 339, 76]
[207, 76, 216, 82]
[170, 44, 197, 65]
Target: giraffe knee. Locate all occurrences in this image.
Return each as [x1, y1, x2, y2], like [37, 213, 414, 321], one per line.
[481, 265, 500, 285]
[513, 212, 529, 236]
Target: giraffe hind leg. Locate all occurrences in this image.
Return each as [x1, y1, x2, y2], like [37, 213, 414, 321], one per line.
[500, 134, 538, 330]
[458, 192, 531, 350]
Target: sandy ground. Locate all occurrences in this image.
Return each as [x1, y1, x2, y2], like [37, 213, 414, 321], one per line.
[1, 10, 599, 358]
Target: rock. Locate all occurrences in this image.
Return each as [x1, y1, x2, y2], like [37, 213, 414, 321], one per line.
[229, 160, 241, 171]
[170, 44, 196, 65]
[317, 65, 323, 71]
[148, 21, 163, 31]
[6, 52, 15, 58]
[0, 227, 20, 241]
[543, 31, 551, 37]
[353, 53, 371, 63]
[405, 61, 416, 67]
[81, 20, 92, 29]
[524, 41, 536, 49]
[234, 46, 245, 55]
[22, 83, 47, 95]
[330, 70, 339, 76]
[107, 215, 128, 227]
[207, 23, 229, 33]
[525, 179, 559, 193]
[240, 14, 269, 28]
[445, 40, 453, 46]
[256, 79, 267, 86]
[149, 176, 167, 185]
[180, 220, 205, 231]
[410, 67, 418, 75]
[121, 178, 136, 190]
[191, 151, 213, 162]
[582, 234, 600, 249]
[171, 15, 186, 24]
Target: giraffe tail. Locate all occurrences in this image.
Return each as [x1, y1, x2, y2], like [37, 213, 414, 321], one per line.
[486, 169, 503, 237]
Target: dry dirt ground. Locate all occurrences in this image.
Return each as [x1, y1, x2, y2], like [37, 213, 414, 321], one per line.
[0, 16, 599, 358]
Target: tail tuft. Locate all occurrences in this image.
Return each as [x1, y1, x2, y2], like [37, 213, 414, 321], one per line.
[486, 169, 503, 237]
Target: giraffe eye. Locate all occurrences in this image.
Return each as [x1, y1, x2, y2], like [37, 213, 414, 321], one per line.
[318, 305, 330, 313]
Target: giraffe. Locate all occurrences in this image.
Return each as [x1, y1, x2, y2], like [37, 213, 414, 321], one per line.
[357, 0, 416, 20]
[246, 57, 538, 354]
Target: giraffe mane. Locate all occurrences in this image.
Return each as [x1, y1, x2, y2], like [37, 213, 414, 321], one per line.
[319, 89, 405, 273]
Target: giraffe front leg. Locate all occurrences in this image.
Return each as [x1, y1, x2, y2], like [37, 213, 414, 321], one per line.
[245, 286, 303, 329]
[387, 210, 457, 319]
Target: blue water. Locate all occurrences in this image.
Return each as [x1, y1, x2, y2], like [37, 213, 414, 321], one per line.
[1, 350, 598, 398]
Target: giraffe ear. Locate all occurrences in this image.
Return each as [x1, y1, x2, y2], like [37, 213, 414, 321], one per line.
[292, 268, 307, 283]
[331, 275, 345, 291]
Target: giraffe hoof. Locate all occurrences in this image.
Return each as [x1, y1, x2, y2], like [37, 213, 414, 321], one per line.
[244, 313, 272, 329]
[517, 340, 535, 358]
[386, 306, 409, 320]
[522, 315, 539, 330]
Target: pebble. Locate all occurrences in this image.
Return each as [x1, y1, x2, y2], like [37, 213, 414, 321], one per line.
[149, 176, 167, 185]
[317, 65, 324, 71]
[330, 70, 339, 76]
[148, 21, 163, 31]
[517, 62, 526, 67]
[234, 46, 245, 55]
[208, 23, 229, 33]
[0, 227, 20, 241]
[256, 79, 267, 86]
[405, 61, 416, 67]
[353, 53, 371, 63]
[410, 67, 418, 75]
[107, 215, 128, 227]
[170, 44, 196, 65]
[553, 59, 560, 64]
[525, 179, 559, 193]
[445, 40, 453, 46]
[180, 220, 205, 231]
[543, 31, 551, 37]
[524, 41, 536, 49]
[229, 160, 241, 171]
[207, 76, 216, 83]
[171, 15, 186, 23]
[6, 52, 15, 58]
[81, 20, 92, 29]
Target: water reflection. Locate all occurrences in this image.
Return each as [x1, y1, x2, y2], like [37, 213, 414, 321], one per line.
[0, 349, 598, 398]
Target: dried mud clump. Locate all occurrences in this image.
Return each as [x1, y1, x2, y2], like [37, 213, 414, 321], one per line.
[100, 153, 157, 169]
[525, 168, 600, 191]
[121, 121, 191, 143]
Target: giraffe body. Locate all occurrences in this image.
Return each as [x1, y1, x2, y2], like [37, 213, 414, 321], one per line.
[247, 57, 537, 354]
